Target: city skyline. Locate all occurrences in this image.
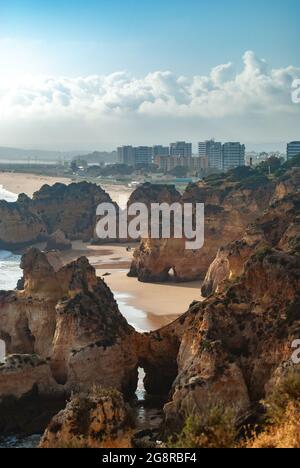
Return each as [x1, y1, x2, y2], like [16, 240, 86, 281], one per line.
[0, 1, 299, 151]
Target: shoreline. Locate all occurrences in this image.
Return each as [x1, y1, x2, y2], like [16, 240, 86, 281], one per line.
[0, 171, 133, 207]
[0, 171, 202, 331]
[61, 242, 202, 331]
[0, 172, 71, 198]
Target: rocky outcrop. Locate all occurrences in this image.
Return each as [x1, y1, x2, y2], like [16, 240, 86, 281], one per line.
[0, 182, 114, 249]
[128, 182, 181, 207]
[144, 245, 300, 433]
[202, 191, 300, 296]
[0, 355, 59, 400]
[129, 169, 275, 282]
[46, 230, 72, 252]
[0, 248, 140, 406]
[0, 354, 65, 435]
[0, 200, 47, 249]
[272, 167, 300, 202]
[40, 389, 132, 448]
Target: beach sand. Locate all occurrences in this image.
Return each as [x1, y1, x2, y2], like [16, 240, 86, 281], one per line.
[0, 172, 71, 197]
[0, 172, 202, 331]
[61, 241, 202, 331]
[0, 171, 133, 208]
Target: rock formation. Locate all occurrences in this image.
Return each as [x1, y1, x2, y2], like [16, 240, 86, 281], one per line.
[0, 200, 47, 250]
[129, 168, 275, 282]
[0, 355, 59, 401]
[135, 192, 300, 433]
[0, 248, 139, 408]
[40, 389, 132, 448]
[128, 182, 181, 207]
[45, 230, 72, 252]
[202, 191, 300, 296]
[139, 246, 299, 433]
[1, 168, 300, 444]
[0, 182, 114, 249]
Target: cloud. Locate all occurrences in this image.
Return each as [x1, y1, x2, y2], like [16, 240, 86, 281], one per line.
[0, 51, 299, 119]
[0, 51, 299, 149]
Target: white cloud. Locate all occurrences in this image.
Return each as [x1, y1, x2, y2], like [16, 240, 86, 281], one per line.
[0, 51, 299, 149]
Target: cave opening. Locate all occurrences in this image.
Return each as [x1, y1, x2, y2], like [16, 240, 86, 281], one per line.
[138, 360, 178, 398]
[136, 367, 146, 401]
[168, 267, 177, 281]
[0, 339, 6, 362]
[0, 332, 11, 357]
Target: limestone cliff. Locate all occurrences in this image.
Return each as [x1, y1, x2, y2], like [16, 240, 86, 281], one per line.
[0, 200, 47, 249]
[202, 191, 300, 296]
[0, 182, 114, 249]
[129, 168, 275, 282]
[45, 229, 72, 252]
[139, 245, 299, 433]
[0, 248, 139, 405]
[40, 389, 132, 448]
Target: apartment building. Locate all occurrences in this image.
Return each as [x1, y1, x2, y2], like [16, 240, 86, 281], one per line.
[198, 139, 223, 171]
[170, 141, 192, 158]
[222, 142, 245, 172]
[287, 141, 300, 160]
[117, 146, 135, 166]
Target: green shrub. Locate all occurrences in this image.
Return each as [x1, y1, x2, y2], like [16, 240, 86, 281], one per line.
[168, 404, 237, 449]
[265, 368, 300, 424]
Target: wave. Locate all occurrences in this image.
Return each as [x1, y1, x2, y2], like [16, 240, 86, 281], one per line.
[0, 184, 18, 202]
[0, 250, 22, 291]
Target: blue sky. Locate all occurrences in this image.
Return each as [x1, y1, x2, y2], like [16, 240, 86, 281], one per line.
[0, 0, 299, 151]
[1, 0, 299, 76]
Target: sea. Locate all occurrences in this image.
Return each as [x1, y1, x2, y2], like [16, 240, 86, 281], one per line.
[0, 185, 22, 291]
[0, 184, 154, 448]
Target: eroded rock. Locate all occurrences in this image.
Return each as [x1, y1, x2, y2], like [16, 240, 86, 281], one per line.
[40, 389, 132, 448]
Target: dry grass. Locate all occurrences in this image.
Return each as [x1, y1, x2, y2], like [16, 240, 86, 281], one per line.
[246, 368, 300, 448]
[168, 404, 237, 449]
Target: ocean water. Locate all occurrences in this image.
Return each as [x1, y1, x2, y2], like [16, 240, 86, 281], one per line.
[0, 184, 18, 203]
[0, 185, 22, 291]
[114, 292, 148, 333]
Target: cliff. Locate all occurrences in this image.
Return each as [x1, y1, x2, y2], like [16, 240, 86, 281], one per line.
[133, 191, 300, 433]
[129, 168, 275, 282]
[0, 248, 139, 406]
[202, 191, 300, 296]
[138, 246, 299, 433]
[0, 182, 114, 249]
[0, 200, 47, 249]
[40, 388, 132, 448]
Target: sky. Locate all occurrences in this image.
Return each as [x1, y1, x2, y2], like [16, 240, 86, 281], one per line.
[0, 0, 299, 151]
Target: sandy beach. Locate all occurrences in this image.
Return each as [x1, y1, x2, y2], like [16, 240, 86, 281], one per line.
[61, 241, 201, 331]
[0, 172, 202, 331]
[0, 171, 133, 207]
[0, 172, 71, 198]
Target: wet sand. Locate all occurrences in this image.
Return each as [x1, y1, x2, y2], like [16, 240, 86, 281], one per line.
[0, 172, 71, 197]
[61, 241, 202, 331]
[1, 172, 202, 331]
[0, 172, 132, 207]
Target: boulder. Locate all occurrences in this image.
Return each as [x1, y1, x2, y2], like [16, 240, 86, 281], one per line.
[46, 230, 72, 252]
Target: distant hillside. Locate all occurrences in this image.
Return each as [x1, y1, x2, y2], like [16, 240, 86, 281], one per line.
[0, 146, 81, 162]
[0, 147, 117, 163]
[74, 151, 117, 164]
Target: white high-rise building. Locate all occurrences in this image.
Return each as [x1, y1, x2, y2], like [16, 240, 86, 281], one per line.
[287, 141, 300, 160]
[198, 139, 223, 171]
[222, 142, 245, 172]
